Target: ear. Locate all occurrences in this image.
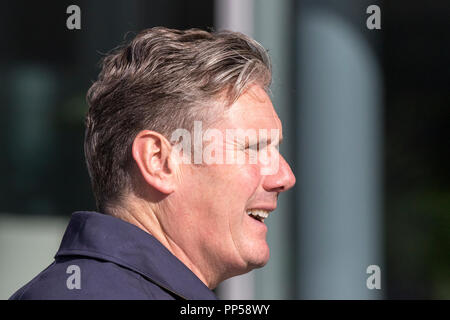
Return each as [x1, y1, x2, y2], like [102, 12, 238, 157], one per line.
[131, 130, 177, 194]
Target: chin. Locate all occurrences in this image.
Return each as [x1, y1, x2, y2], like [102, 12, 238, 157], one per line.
[245, 244, 270, 270]
[228, 238, 270, 276]
[224, 250, 270, 282]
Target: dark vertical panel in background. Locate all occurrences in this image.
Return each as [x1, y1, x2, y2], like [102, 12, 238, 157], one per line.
[384, 1, 450, 299]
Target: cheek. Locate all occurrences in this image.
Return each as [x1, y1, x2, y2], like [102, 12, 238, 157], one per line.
[182, 163, 262, 223]
[208, 162, 261, 193]
[221, 165, 262, 226]
[235, 164, 261, 195]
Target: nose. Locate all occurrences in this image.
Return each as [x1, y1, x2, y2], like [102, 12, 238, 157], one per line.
[262, 154, 296, 193]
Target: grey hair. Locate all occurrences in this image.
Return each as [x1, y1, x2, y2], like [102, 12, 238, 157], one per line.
[85, 27, 272, 211]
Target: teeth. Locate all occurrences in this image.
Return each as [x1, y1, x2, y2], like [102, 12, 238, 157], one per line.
[246, 209, 270, 220]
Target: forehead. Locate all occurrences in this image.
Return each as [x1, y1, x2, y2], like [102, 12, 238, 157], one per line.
[220, 85, 282, 133]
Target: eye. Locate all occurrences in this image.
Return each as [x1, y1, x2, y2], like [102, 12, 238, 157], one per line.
[245, 142, 267, 152]
[244, 139, 271, 152]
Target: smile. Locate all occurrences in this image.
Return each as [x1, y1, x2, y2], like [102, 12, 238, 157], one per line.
[246, 209, 270, 223]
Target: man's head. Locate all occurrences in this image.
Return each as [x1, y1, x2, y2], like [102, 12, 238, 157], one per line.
[85, 27, 295, 288]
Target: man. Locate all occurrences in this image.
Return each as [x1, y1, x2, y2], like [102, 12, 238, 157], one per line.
[10, 27, 295, 300]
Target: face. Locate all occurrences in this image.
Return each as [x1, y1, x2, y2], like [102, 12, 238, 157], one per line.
[164, 85, 296, 286]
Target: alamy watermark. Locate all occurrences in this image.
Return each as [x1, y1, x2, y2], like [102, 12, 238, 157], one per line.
[170, 121, 281, 176]
[66, 5, 81, 30]
[366, 5, 381, 30]
[66, 265, 81, 290]
[366, 264, 381, 290]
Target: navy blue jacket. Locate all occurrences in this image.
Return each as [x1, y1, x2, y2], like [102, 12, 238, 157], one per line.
[9, 211, 217, 300]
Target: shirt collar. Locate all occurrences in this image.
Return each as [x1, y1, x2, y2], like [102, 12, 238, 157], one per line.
[55, 211, 217, 300]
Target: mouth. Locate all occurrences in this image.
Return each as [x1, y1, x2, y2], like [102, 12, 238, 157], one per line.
[246, 209, 271, 223]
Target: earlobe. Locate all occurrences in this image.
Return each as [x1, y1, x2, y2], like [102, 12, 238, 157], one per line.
[132, 130, 176, 195]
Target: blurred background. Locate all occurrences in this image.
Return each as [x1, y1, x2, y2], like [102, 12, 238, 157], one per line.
[0, 0, 448, 299]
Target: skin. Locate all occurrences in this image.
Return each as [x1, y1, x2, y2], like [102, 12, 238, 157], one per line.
[120, 85, 296, 289]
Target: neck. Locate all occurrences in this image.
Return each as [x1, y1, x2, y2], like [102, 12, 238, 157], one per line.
[109, 199, 218, 289]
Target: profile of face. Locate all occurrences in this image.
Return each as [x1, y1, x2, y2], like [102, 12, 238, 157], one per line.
[165, 85, 296, 287]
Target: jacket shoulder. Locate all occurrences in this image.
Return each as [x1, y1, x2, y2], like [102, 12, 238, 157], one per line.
[9, 256, 175, 300]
